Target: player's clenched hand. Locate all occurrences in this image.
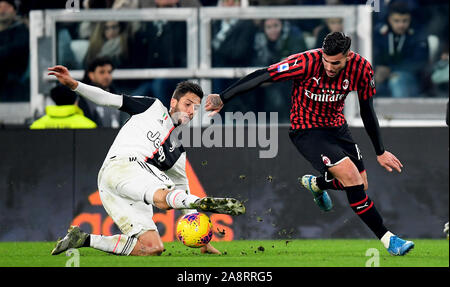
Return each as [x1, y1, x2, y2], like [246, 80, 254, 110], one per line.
[377, 151, 403, 173]
[48, 65, 78, 90]
[205, 94, 224, 117]
[200, 243, 222, 255]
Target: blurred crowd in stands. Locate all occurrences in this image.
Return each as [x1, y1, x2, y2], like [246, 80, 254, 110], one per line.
[0, 0, 448, 127]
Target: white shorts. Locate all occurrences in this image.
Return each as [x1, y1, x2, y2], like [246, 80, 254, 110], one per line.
[97, 156, 175, 237]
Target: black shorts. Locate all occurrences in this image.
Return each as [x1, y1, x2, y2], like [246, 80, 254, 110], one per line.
[289, 124, 365, 180]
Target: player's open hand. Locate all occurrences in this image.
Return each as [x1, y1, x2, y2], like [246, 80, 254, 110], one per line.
[377, 151, 403, 173]
[48, 65, 78, 90]
[205, 94, 224, 117]
[200, 243, 222, 255]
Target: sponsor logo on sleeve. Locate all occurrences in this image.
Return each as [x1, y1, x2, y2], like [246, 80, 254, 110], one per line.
[277, 63, 289, 73]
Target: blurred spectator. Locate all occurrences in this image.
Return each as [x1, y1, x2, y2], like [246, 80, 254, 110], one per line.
[431, 44, 449, 98]
[84, 21, 134, 69]
[253, 18, 307, 65]
[131, 0, 199, 107]
[30, 85, 97, 129]
[211, 0, 257, 68]
[293, 0, 347, 33]
[372, 0, 420, 30]
[252, 18, 306, 122]
[373, 1, 429, 98]
[57, 23, 80, 69]
[211, 0, 260, 116]
[79, 0, 140, 40]
[78, 57, 125, 128]
[0, 0, 29, 102]
[420, 1, 449, 51]
[314, 17, 343, 49]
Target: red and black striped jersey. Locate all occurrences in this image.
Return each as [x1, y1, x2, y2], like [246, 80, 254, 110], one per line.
[267, 48, 376, 130]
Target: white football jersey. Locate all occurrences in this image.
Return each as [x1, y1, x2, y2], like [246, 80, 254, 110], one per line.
[104, 95, 188, 187]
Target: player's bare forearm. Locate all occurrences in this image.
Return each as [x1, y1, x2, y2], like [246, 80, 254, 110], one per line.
[48, 65, 78, 90]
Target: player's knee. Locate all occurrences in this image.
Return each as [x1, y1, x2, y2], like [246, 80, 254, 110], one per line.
[150, 243, 165, 256]
[139, 243, 165, 256]
[133, 230, 165, 256]
[340, 170, 362, 186]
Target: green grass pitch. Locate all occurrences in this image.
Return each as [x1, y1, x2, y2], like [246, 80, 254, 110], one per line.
[0, 239, 448, 267]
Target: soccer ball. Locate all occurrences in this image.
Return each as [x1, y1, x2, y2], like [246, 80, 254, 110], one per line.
[176, 212, 213, 248]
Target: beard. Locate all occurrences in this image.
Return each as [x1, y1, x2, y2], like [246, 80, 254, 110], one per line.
[170, 105, 191, 125]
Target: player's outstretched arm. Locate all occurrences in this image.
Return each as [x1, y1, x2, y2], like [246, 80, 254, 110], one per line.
[205, 68, 272, 117]
[48, 65, 123, 108]
[359, 97, 403, 173]
[48, 65, 78, 90]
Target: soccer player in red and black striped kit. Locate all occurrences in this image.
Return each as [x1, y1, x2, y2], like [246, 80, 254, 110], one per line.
[205, 32, 414, 256]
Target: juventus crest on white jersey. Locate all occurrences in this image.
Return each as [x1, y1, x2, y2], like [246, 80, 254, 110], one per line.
[104, 95, 187, 183]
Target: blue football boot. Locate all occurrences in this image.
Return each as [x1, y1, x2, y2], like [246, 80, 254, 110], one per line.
[387, 235, 415, 256]
[301, 175, 333, 212]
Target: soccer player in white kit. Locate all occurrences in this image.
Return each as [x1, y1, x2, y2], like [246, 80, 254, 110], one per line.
[49, 65, 245, 256]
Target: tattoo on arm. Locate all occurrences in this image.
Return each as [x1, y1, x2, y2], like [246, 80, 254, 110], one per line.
[210, 95, 223, 107]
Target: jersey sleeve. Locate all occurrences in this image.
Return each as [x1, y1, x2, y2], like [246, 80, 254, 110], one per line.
[357, 62, 376, 100]
[359, 96, 385, 155]
[73, 81, 122, 108]
[219, 68, 271, 103]
[267, 52, 310, 82]
[119, 95, 157, 115]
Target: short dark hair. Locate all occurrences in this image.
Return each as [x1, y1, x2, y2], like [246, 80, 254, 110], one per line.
[50, 85, 78, 105]
[172, 81, 204, 100]
[86, 57, 115, 73]
[322, 32, 352, 56]
[388, 1, 411, 17]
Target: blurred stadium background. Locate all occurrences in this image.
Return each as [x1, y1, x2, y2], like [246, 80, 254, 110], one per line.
[0, 0, 448, 246]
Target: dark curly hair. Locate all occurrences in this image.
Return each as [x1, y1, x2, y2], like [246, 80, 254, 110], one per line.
[322, 32, 352, 56]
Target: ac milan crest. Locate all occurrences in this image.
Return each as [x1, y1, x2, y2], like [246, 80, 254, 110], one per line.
[321, 155, 331, 166]
[343, 79, 349, 90]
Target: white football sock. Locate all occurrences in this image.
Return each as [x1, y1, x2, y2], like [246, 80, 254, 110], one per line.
[380, 231, 394, 249]
[90, 234, 137, 256]
[166, 190, 200, 209]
